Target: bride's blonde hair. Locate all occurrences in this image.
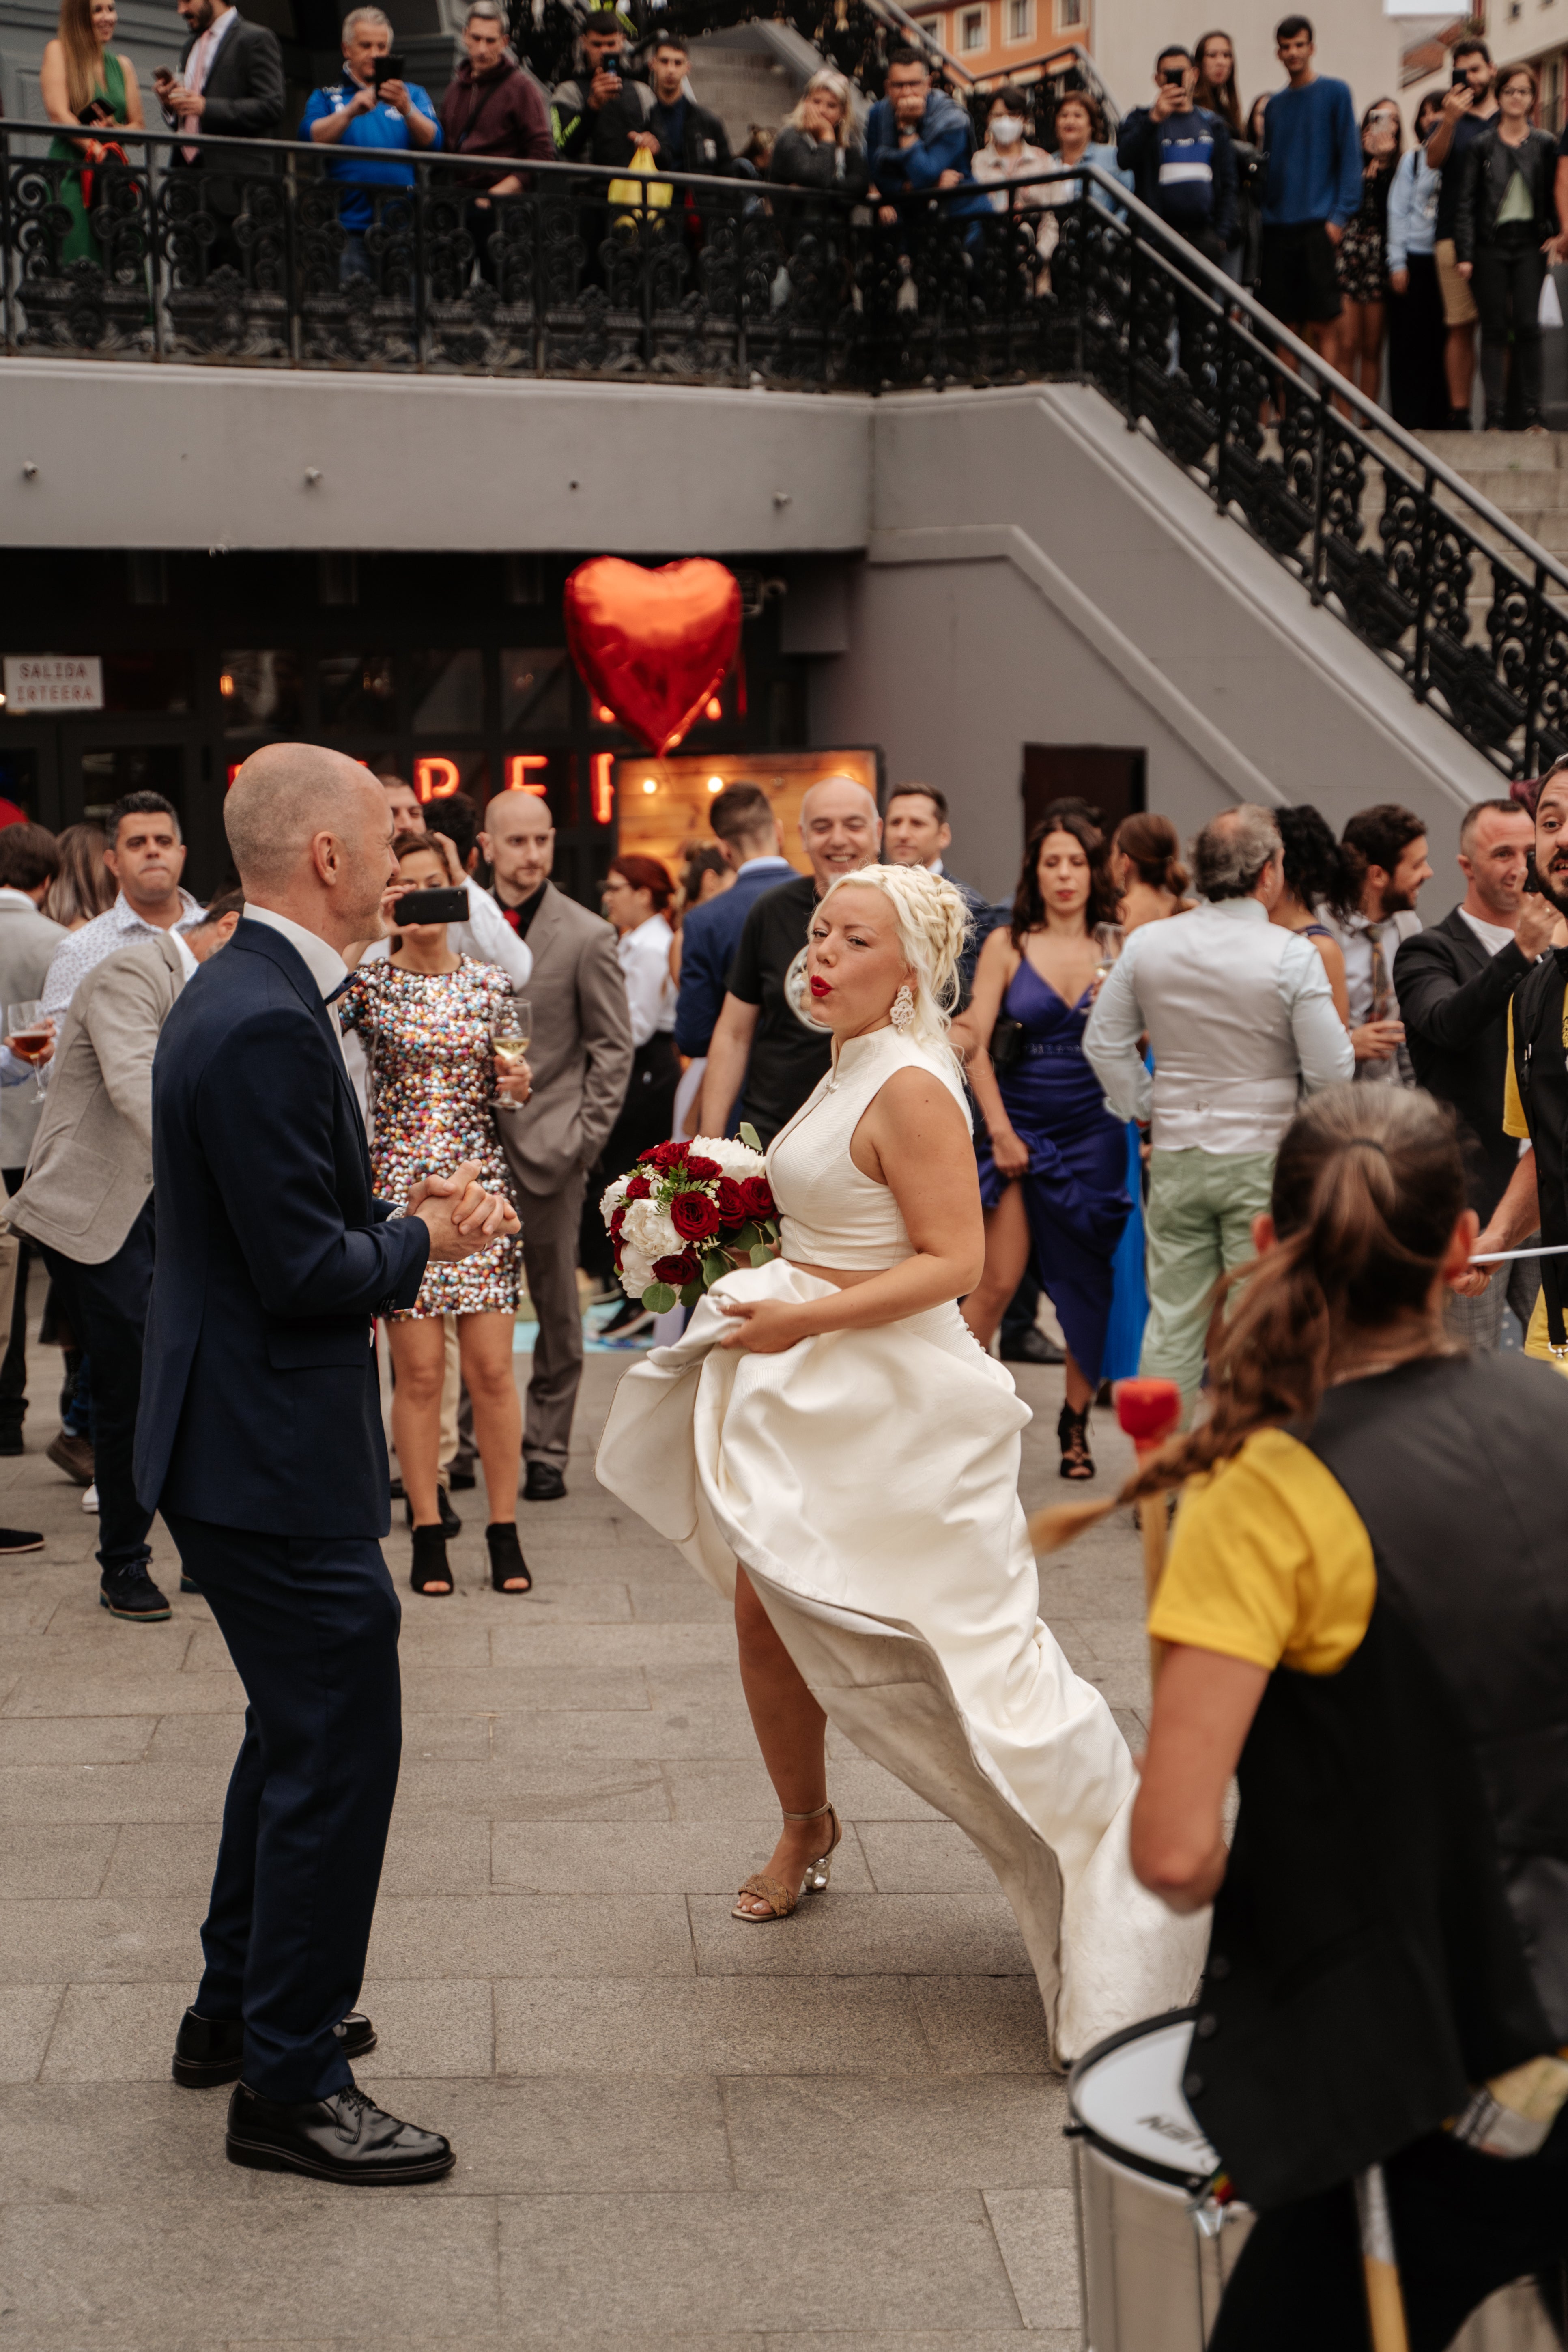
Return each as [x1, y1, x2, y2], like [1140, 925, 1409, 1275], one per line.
[817, 863, 970, 1055]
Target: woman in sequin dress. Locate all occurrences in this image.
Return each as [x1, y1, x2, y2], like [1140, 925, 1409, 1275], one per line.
[337, 834, 533, 1599]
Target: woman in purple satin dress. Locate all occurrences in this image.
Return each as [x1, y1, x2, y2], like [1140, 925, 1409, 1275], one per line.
[954, 814, 1131, 1480]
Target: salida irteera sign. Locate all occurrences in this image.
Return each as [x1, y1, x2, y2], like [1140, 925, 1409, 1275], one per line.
[3, 656, 104, 712]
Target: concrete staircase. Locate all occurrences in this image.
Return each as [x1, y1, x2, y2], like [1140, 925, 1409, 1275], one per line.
[685, 20, 835, 151]
[1416, 430, 1568, 567]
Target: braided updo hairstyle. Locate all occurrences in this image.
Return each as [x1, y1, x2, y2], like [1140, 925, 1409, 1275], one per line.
[817, 863, 970, 1057]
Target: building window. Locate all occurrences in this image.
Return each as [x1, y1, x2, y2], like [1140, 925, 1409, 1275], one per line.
[1006, 0, 1033, 39]
[922, 10, 945, 45]
[959, 6, 987, 52]
[1056, 0, 1083, 26]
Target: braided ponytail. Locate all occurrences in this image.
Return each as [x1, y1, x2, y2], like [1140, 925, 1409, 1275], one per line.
[818, 863, 970, 1059]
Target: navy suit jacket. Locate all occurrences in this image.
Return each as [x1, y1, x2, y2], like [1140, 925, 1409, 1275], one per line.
[133, 919, 429, 1538]
[673, 859, 797, 1058]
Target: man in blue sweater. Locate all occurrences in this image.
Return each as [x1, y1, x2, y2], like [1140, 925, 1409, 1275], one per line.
[865, 48, 990, 239]
[1117, 47, 1237, 267]
[673, 783, 793, 1074]
[1258, 13, 1362, 364]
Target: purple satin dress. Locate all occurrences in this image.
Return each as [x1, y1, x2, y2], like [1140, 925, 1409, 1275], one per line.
[975, 955, 1132, 1382]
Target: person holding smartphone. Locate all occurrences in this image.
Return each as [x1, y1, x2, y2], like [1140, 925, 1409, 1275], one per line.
[336, 833, 532, 1599]
[300, 2, 440, 284]
[550, 6, 650, 161]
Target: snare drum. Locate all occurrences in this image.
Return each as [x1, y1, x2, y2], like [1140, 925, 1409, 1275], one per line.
[1067, 2010, 1567, 2352]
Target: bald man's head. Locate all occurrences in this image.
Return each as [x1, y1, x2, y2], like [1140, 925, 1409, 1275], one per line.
[799, 775, 881, 893]
[225, 744, 396, 944]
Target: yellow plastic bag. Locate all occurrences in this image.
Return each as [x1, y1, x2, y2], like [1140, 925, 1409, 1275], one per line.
[609, 145, 673, 211]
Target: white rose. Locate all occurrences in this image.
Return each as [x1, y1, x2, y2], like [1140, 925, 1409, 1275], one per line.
[600, 1173, 632, 1222]
[688, 1134, 768, 1179]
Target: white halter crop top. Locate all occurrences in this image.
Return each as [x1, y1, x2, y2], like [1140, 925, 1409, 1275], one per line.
[767, 1026, 971, 1271]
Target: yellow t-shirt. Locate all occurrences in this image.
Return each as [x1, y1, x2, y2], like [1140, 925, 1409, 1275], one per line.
[1501, 1001, 1568, 1376]
[1147, 1425, 1376, 1676]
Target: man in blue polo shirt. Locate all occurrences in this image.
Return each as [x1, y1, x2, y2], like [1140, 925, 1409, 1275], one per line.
[301, 4, 441, 283]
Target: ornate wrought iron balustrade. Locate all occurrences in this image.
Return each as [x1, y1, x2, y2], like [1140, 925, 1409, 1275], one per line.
[4, 131, 1565, 780]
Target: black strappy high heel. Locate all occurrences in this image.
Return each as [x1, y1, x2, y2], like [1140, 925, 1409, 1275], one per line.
[1058, 1400, 1095, 1481]
[410, 1524, 453, 1595]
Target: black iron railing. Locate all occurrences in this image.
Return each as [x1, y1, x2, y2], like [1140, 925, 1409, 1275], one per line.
[3, 129, 1563, 780]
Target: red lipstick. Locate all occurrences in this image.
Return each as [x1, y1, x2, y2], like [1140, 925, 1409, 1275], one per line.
[809, 976, 831, 999]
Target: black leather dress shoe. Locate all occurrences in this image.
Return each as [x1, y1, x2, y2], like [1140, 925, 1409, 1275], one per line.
[226, 2081, 454, 2184]
[999, 1326, 1066, 1366]
[173, 2006, 376, 2088]
[523, 1461, 567, 1502]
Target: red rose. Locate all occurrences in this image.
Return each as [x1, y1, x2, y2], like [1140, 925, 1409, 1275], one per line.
[740, 1175, 775, 1220]
[652, 1249, 699, 1285]
[609, 1204, 627, 1237]
[642, 1141, 688, 1172]
[685, 1154, 721, 1181]
[715, 1177, 745, 1226]
[669, 1190, 721, 1244]
[624, 1174, 652, 1200]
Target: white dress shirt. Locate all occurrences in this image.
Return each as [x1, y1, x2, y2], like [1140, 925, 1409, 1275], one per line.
[42, 889, 208, 1024]
[618, 912, 675, 1048]
[1325, 906, 1421, 1088]
[1084, 897, 1354, 1153]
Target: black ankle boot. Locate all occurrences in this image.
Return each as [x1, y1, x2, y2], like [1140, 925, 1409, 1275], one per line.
[410, 1524, 452, 1596]
[486, 1521, 532, 1593]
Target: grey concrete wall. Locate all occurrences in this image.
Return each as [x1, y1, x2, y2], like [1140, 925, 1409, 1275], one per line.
[807, 384, 1500, 909]
[0, 363, 873, 555]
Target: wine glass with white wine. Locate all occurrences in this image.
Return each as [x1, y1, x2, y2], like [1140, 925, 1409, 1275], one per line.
[491, 999, 531, 1113]
[1093, 923, 1123, 981]
[6, 1000, 53, 1100]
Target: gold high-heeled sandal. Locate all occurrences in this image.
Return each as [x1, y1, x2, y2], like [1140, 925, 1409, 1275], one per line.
[732, 1801, 842, 1922]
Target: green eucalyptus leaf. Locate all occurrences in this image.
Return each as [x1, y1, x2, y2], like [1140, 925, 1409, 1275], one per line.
[749, 1242, 771, 1267]
[738, 1122, 763, 1154]
[680, 1280, 703, 1309]
[640, 1283, 676, 1313]
[701, 1251, 728, 1286]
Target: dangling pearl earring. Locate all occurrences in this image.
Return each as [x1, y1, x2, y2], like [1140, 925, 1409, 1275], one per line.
[890, 983, 915, 1032]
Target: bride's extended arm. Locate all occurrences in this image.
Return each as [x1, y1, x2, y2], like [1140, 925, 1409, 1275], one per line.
[717, 1070, 984, 1354]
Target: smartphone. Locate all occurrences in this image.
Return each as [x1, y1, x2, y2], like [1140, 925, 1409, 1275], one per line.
[395, 885, 468, 923]
[372, 52, 407, 86]
[153, 64, 174, 86]
[1525, 856, 1547, 895]
[1160, 65, 1187, 85]
[1452, 68, 1471, 90]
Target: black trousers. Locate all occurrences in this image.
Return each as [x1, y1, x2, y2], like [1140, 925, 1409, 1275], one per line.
[40, 1199, 155, 1580]
[1388, 252, 1449, 430]
[1472, 232, 1546, 424]
[1209, 2115, 1568, 2351]
[0, 1168, 29, 1437]
[165, 1512, 402, 2105]
[580, 1033, 682, 1285]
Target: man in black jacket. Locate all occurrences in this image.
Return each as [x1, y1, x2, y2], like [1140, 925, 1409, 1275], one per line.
[592, 30, 730, 179]
[1394, 796, 1556, 1347]
[155, 0, 285, 275]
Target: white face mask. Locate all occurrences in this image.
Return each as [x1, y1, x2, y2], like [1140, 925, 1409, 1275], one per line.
[991, 114, 1024, 146]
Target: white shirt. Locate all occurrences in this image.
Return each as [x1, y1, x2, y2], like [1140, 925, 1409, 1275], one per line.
[617, 912, 675, 1048]
[42, 889, 208, 1024]
[1458, 907, 1516, 959]
[179, 4, 236, 155]
[241, 904, 353, 1077]
[360, 877, 532, 991]
[1084, 896, 1354, 1153]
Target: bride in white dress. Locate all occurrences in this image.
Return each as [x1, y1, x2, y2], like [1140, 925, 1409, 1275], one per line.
[596, 863, 1205, 2060]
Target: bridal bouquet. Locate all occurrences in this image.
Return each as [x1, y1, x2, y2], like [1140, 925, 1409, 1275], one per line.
[601, 1128, 779, 1314]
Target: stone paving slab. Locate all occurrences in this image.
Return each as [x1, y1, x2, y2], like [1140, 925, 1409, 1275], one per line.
[0, 1304, 1153, 2347]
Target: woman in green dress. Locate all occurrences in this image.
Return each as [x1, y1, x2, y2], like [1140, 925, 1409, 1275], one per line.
[41, 0, 144, 267]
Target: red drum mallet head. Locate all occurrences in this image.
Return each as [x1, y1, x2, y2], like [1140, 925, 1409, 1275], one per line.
[1115, 1378, 1182, 1455]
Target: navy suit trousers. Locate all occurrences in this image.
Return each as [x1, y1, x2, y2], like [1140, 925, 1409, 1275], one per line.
[164, 1513, 402, 2103]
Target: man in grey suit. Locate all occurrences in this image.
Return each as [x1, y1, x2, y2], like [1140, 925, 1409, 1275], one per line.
[5, 893, 242, 1621]
[0, 824, 67, 1461]
[480, 792, 632, 1500]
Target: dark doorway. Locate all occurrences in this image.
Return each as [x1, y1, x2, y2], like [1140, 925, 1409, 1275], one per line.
[1022, 745, 1146, 844]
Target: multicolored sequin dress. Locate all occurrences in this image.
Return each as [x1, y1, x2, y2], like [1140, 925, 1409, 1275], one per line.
[336, 954, 522, 1319]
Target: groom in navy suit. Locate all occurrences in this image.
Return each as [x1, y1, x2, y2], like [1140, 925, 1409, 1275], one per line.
[135, 743, 518, 2184]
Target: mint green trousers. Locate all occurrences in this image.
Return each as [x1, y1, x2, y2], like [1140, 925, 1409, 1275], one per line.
[1138, 1147, 1276, 1405]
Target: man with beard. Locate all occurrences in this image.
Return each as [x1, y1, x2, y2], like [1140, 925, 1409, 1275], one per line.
[1452, 759, 1568, 1370]
[1328, 803, 1433, 1085]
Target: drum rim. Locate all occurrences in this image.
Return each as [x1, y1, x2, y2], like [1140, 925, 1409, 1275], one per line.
[1066, 2004, 1217, 2195]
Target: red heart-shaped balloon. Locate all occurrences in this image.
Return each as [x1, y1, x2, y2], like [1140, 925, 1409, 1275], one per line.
[564, 557, 743, 757]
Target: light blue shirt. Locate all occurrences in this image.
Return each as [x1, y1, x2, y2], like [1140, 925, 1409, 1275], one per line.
[1386, 144, 1440, 274]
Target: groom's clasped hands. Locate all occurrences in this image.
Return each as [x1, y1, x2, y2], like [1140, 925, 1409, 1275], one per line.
[406, 1162, 520, 1261]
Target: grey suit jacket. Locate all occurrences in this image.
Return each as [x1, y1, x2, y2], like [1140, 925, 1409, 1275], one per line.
[0, 893, 68, 1175]
[6, 932, 184, 1263]
[492, 883, 632, 1195]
